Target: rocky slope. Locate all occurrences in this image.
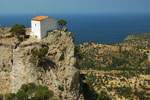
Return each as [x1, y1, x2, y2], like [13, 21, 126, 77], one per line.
[0, 29, 81, 100]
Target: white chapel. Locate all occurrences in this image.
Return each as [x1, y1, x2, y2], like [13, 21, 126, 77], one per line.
[30, 16, 57, 39]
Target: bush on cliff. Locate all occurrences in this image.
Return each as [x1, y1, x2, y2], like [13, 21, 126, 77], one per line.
[50, 98, 58, 100]
[0, 94, 3, 100]
[10, 24, 26, 40]
[31, 47, 48, 66]
[58, 19, 67, 30]
[34, 85, 53, 100]
[97, 89, 111, 100]
[16, 90, 28, 100]
[4, 83, 54, 100]
[5, 93, 16, 100]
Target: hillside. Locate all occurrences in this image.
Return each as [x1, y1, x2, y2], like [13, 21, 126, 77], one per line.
[76, 33, 150, 69]
[77, 33, 150, 100]
[1, 28, 150, 100]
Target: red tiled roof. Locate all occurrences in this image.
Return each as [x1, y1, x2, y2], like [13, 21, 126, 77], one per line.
[32, 16, 48, 21]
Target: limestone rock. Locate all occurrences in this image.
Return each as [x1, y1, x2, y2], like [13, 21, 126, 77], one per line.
[0, 30, 81, 100]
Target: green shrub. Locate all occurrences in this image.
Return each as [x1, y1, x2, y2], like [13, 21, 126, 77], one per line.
[58, 19, 67, 29]
[33, 85, 53, 100]
[18, 83, 53, 100]
[0, 94, 3, 100]
[19, 83, 37, 96]
[5, 93, 16, 100]
[4, 83, 55, 100]
[20, 84, 29, 92]
[50, 98, 58, 100]
[31, 47, 48, 66]
[97, 89, 111, 100]
[16, 90, 28, 100]
[28, 83, 37, 90]
[10, 24, 26, 40]
[31, 48, 48, 59]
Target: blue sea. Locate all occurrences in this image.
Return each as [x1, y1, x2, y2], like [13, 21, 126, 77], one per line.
[0, 13, 150, 44]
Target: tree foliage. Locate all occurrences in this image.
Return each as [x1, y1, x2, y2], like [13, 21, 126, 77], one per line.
[0, 94, 3, 100]
[58, 19, 67, 29]
[5, 93, 16, 100]
[31, 48, 48, 59]
[34, 85, 53, 100]
[31, 47, 48, 66]
[16, 90, 28, 100]
[4, 83, 54, 100]
[10, 24, 26, 38]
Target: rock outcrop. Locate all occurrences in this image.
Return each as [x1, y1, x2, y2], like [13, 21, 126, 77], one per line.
[0, 30, 81, 100]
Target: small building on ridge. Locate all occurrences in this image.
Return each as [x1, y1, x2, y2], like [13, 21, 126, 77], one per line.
[30, 16, 57, 39]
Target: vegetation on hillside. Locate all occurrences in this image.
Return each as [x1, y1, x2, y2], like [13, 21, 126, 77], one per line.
[0, 94, 3, 100]
[31, 47, 48, 66]
[10, 24, 26, 40]
[0, 83, 57, 100]
[77, 33, 150, 100]
[76, 42, 150, 70]
[97, 89, 111, 100]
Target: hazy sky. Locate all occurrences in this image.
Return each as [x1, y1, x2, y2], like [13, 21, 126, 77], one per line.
[0, 0, 150, 14]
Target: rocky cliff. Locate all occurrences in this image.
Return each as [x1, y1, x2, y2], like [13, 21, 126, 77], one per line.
[0, 29, 81, 100]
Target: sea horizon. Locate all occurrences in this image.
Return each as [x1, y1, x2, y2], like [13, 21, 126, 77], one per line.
[0, 13, 150, 44]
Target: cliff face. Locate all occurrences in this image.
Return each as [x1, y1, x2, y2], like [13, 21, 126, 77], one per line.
[0, 44, 13, 93]
[0, 30, 80, 100]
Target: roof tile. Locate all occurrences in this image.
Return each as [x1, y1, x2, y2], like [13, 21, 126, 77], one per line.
[32, 16, 48, 21]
